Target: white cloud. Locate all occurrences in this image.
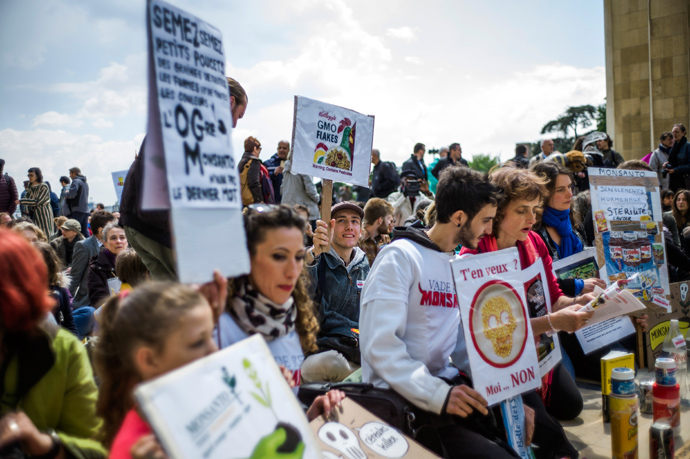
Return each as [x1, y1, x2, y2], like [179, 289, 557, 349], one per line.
[386, 26, 418, 42]
[32, 111, 83, 128]
[0, 128, 145, 203]
[404, 56, 423, 65]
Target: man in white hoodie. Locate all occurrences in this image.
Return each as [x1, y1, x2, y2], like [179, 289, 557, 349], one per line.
[360, 166, 524, 457]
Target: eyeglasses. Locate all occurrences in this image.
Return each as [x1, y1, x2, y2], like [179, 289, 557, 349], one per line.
[27, 173, 35, 177]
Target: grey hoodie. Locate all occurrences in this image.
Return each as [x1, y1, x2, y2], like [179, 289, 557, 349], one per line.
[66, 174, 89, 214]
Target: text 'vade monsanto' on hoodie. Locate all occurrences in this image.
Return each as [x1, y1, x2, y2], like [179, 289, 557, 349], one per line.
[359, 225, 468, 415]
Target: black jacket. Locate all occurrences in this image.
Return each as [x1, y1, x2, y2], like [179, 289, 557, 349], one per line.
[371, 161, 398, 198]
[87, 249, 117, 308]
[401, 155, 427, 181]
[119, 138, 173, 248]
[431, 157, 468, 179]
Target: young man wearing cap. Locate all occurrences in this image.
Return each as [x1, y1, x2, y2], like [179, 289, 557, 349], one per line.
[50, 218, 84, 268]
[387, 170, 434, 226]
[302, 202, 370, 382]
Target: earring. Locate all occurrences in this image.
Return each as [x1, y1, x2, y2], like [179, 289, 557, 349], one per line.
[457, 223, 461, 227]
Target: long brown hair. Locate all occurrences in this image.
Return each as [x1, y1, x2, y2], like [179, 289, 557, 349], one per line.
[672, 189, 690, 228]
[229, 205, 319, 354]
[94, 282, 207, 447]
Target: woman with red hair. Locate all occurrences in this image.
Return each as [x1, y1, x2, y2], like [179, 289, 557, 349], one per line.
[0, 230, 106, 458]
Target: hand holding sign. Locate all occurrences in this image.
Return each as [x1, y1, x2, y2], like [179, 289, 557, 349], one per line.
[552, 304, 594, 332]
[311, 219, 335, 258]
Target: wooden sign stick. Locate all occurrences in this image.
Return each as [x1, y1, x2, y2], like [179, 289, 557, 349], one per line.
[321, 179, 333, 222]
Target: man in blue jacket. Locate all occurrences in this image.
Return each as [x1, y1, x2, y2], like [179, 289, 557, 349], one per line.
[302, 202, 370, 382]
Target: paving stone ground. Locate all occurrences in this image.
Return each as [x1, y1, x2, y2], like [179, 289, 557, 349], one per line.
[560, 369, 689, 459]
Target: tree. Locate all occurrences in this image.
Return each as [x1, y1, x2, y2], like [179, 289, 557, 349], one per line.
[541, 105, 597, 139]
[468, 154, 500, 173]
[596, 101, 606, 133]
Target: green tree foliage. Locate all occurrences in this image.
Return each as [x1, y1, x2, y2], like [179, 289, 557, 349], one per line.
[596, 102, 606, 133]
[541, 105, 597, 139]
[469, 154, 500, 173]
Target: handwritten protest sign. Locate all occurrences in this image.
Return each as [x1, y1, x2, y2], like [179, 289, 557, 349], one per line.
[141, 0, 250, 283]
[135, 334, 320, 459]
[291, 96, 375, 188]
[451, 249, 540, 405]
[597, 185, 652, 222]
[111, 170, 128, 205]
[589, 168, 669, 303]
[145, 0, 240, 209]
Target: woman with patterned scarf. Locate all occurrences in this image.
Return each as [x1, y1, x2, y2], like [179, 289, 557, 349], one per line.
[216, 205, 319, 388]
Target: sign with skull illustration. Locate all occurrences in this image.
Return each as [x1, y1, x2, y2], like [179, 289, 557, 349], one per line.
[311, 398, 440, 458]
[451, 250, 541, 405]
[644, 281, 690, 371]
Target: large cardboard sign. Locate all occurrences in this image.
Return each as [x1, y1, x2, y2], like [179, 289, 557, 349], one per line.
[291, 96, 374, 187]
[589, 168, 670, 304]
[311, 398, 439, 459]
[135, 334, 320, 459]
[142, 0, 250, 283]
[451, 250, 541, 405]
[644, 281, 690, 370]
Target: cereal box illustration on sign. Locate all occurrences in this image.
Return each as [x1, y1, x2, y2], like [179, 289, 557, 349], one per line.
[313, 115, 356, 171]
[291, 96, 374, 187]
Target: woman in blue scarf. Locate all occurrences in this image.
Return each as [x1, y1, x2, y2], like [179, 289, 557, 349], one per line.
[532, 161, 638, 384]
[532, 162, 606, 297]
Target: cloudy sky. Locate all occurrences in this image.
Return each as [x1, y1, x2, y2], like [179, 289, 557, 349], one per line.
[0, 0, 607, 204]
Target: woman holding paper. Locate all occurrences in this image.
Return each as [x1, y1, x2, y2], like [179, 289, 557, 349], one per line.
[531, 162, 606, 297]
[0, 230, 106, 458]
[460, 167, 595, 422]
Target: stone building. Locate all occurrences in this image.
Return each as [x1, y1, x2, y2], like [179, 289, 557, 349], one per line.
[604, 0, 690, 159]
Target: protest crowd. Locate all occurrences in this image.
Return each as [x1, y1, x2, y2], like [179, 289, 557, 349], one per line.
[2, 72, 690, 459]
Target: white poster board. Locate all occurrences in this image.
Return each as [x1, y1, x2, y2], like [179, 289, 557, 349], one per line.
[111, 170, 128, 205]
[291, 96, 374, 187]
[451, 249, 541, 405]
[142, 0, 250, 283]
[146, 0, 240, 209]
[135, 334, 320, 459]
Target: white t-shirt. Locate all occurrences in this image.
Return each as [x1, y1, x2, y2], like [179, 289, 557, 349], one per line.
[216, 312, 305, 387]
[359, 237, 460, 414]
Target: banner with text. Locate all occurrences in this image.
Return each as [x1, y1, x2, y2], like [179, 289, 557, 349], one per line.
[146, 0, 240, 209]
[451, 249, 541, 405]
[291, 96, 374, 187]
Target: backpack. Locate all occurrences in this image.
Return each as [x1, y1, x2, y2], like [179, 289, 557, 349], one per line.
[385, 161, 401, 188]
[240, 158, 275, 206]
[49, 190, 61, 217]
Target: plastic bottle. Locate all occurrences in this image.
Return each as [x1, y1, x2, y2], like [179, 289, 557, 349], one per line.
[610, 369, 638, 459]
[660, 319, 687, 402]
[653, 358, 681, 437]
